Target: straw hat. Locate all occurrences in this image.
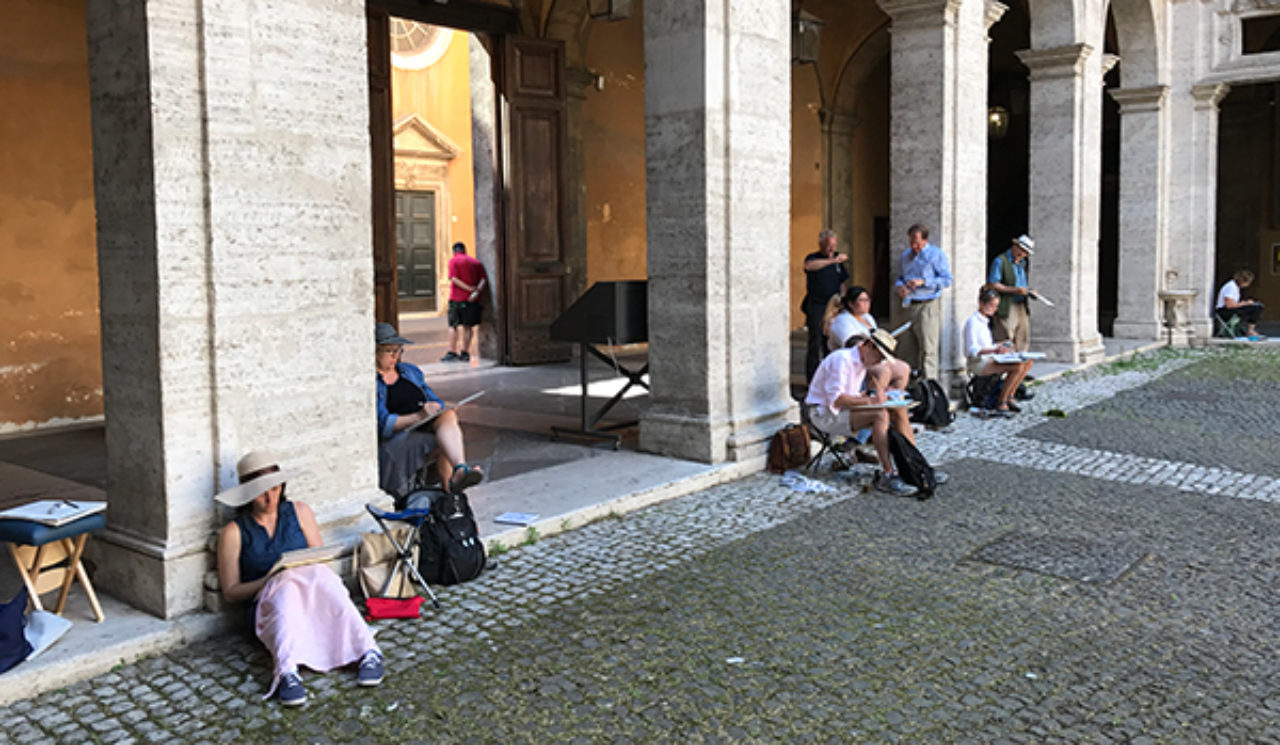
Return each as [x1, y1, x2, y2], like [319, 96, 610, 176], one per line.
[214, 450, 294, 508]
[866, 328, 898, 361]
[1013, 234, 1035, 254]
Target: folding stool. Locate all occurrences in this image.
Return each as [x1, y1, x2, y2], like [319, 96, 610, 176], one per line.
[364, 500, 442, 609]
[801, 405, 852, 472]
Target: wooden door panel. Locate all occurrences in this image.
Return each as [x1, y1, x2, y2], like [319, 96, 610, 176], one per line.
[502, 35, 571, 363]
[368, 8, 397, 323]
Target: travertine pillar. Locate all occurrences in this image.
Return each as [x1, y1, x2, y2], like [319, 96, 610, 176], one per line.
[87, 0, 381, 617]
[878, 0, 992, 384]
[640, 0, 794, 463]
[1017, 43, 1106, 364]
[824, 110, 858, 259]
[1186, 83, 1230, 340]
[1109, 85, 1169, 340]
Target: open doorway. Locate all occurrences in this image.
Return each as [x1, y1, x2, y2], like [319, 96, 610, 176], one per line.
[1217, 82, 1280, 330]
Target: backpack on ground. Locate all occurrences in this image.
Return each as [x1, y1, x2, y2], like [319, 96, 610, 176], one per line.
[766, 423, 811, 473]
[964, 374, 1003, 410]
[418, 491, 486, 586]
[909, 378, 954, 428]
[887, 428, 936, 500]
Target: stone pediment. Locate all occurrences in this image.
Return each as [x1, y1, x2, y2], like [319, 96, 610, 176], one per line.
[393, 114, 461, 161]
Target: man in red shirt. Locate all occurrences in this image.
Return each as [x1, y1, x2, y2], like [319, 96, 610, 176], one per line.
[442, 242, 488, 363]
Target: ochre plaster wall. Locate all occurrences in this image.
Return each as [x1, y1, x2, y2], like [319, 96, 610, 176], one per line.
[0, 0, 102, 432]
[792, 68, 825, 329]
[582, 7, 648, 284]
[391, 29, 476, 304]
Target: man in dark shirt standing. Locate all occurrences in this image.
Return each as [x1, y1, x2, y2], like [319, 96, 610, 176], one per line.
[802, 229, 850, 383]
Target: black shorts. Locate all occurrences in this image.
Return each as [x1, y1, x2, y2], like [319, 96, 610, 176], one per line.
[447, 300, 482, 327]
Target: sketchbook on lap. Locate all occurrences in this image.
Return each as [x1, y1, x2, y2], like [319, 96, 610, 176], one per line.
[992, 351, 1047, 364]
[407, 390, 487, 432]
[850, 399, 917, 410]
[267, 544, 344, 577]
[0, 499, 106, 527]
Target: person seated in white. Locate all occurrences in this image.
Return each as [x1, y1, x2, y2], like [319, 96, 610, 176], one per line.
[804, 316, 925, 497]
[1215, 269, 1264, 340]
[823, 286, 915, 389]
[962, 286, 1034, 416]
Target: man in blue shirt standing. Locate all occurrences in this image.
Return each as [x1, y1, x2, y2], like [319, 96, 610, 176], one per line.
[802, 229, 849, 383]
[986, 234, 1036, 351]
[894, 224, 953, 379]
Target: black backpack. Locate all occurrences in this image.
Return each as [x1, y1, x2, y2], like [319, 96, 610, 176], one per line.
[965, 374, 1003, 410]
[887, 429, 936, 500]
[417, 491, 487, 586]
[909, 378, 954, 428]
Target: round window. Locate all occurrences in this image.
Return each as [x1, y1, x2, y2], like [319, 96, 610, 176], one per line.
[390, 20, 454, 71]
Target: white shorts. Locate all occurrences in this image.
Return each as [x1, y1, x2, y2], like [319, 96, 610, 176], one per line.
[807, 404, 871, 443]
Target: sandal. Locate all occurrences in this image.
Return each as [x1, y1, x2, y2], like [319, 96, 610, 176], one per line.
[449, 463, 485, 493]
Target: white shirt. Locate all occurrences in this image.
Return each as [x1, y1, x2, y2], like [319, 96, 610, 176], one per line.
[962, 310, 994, 360]
[804, 347, 866, 415]
[826, 311, 878, 350]
[1216, 279, 1240, 309]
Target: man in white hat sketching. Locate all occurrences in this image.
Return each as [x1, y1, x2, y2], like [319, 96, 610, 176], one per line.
[987, 234, 1039, 352]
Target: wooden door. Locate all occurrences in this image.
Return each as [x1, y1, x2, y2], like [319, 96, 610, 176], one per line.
[368, 7, 398, 323]
[396, 191, 438, 311]
[501, 36, 572, 363]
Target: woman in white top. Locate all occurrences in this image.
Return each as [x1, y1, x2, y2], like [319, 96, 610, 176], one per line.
[823, 286, 913, 387]
[962, 286, 1034, 415]
[1215, 269, 1263, 339]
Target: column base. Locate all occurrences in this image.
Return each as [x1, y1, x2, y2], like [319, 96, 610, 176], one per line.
[1111, 319, 1164, 341]
[87, 529, 207, 619]
[1037, 335, 1107, 365]
[641, 400, 797, 465]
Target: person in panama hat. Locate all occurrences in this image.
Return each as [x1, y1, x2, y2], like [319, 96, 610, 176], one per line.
[215, 449, 384, 707]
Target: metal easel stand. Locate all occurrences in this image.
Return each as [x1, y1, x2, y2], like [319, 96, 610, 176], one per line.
[550, 342, 649, 449]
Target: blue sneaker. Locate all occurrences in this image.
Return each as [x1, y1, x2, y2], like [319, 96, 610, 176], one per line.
[357, 651, 384, 687]
[278, 671, 307, 707]
[874, 473, 918, 497]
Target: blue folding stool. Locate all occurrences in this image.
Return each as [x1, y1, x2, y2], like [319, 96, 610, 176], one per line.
[364, 499, 442, 609]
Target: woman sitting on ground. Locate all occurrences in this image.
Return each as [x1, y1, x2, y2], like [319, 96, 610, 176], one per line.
[216, 450, 383, 707]
[375, 322, 483, 498]
[961, 285, 1033, 416]
[1215, 268, 1264, 340]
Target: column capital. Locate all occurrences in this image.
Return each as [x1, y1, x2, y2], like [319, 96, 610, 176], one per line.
[984, 0, 1009, 34]
[877, 0, 962, 26]
[565, 66, 597, 100]
[1191, 82, 1230, 111]
[822, 109, 860, 136]
[1108, 84, 1168, 113]
[1016, 43, 1093, 80]
[1100, 52, 1121, 77]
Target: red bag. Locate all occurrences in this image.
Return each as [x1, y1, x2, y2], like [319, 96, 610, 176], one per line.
[364, 595, 424, 620]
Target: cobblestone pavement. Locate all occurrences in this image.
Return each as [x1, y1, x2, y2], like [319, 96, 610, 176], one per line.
[4, 346, 1280, 744]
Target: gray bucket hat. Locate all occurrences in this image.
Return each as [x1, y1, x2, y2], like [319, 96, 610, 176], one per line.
[375, 322, 413, 346]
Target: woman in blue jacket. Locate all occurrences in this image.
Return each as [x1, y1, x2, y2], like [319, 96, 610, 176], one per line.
[375, 322, 483, 497]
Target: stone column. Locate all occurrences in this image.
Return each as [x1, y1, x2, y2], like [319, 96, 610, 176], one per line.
[470, 36, 501, 361]
[877, 0, 991, 384]
[1186, 83, 1230, 340]
[1109, 85, 1169, 340]
[640, 0, 794, 463]
[823, 109, 858, 255]
[1016, 43, 1106, 364]
[87, 0, 382, 617]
